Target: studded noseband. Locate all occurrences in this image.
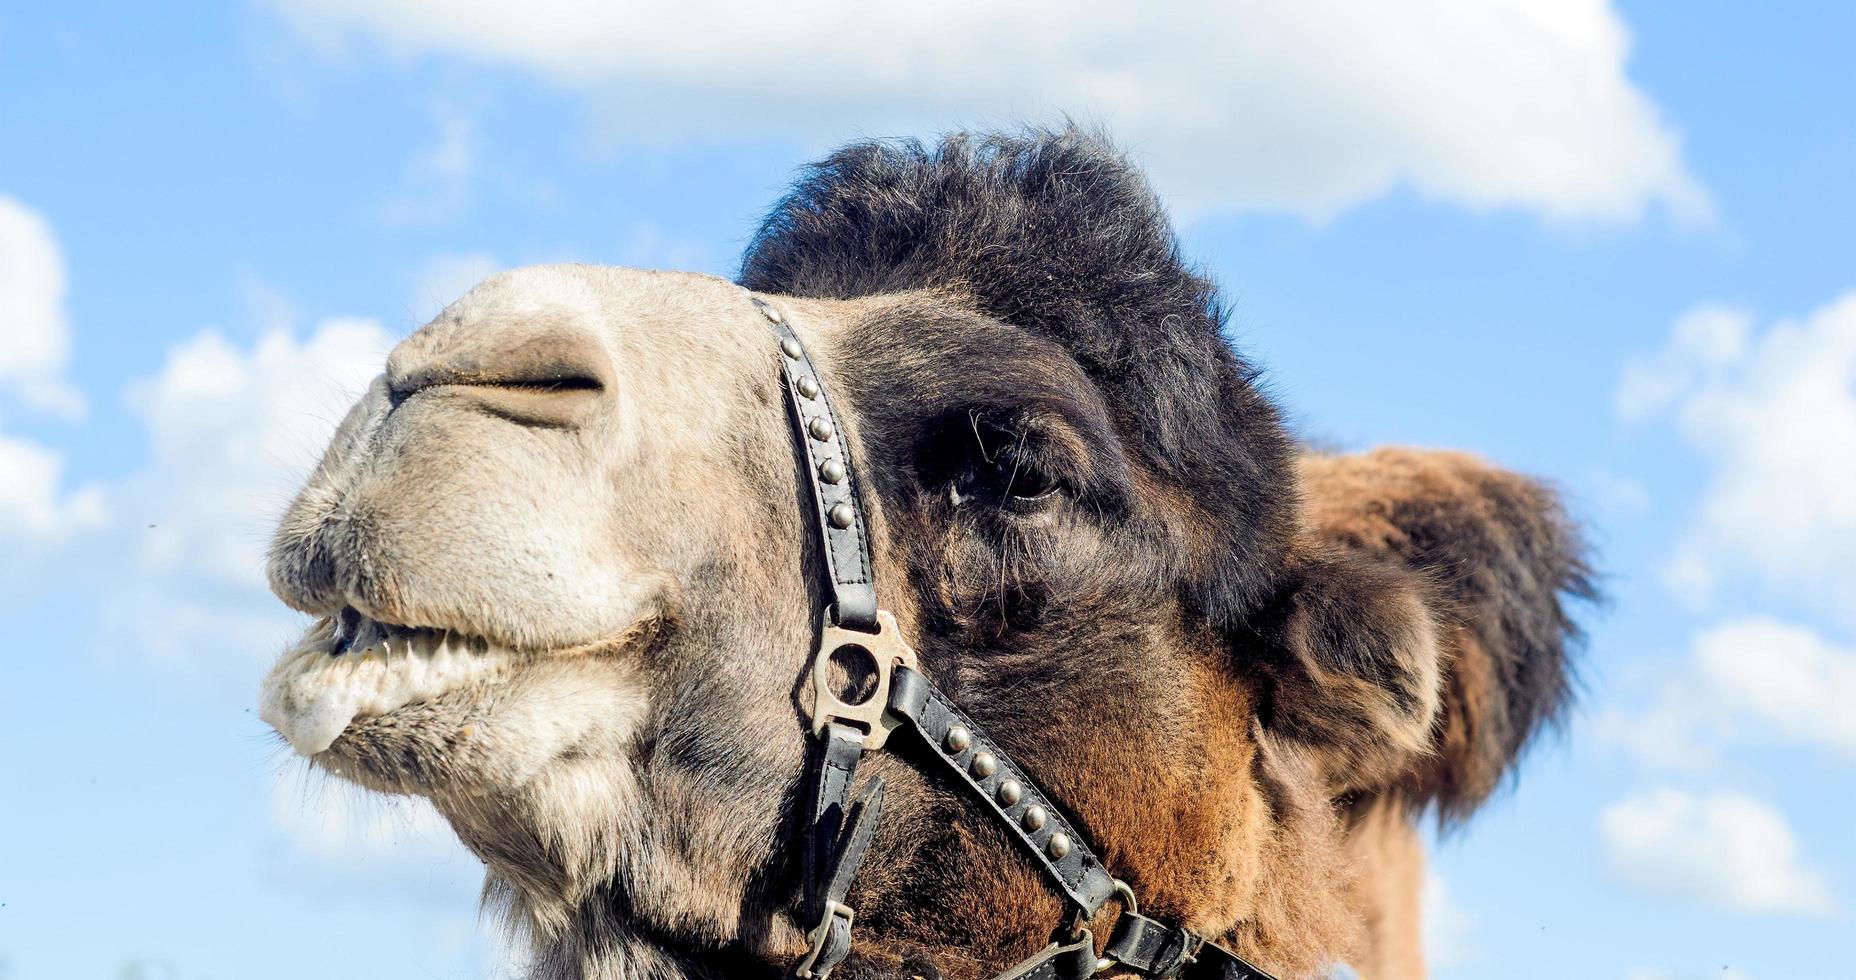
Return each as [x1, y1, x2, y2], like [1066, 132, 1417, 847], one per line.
[752, 296, 1278, 980]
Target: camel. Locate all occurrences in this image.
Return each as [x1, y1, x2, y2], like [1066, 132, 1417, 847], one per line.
[259, 129, 1591, 980]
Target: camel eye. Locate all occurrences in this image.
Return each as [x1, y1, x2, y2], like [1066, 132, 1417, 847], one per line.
[992, 450, 1060, 502]
[948, 419, 1064, 509]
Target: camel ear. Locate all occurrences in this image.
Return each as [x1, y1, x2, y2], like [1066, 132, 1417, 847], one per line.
[1253, 448, 1595, 812]
[1238, 545, 1446, 793]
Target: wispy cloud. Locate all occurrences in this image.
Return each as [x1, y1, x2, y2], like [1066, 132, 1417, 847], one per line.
[0, 195, 85, 419]
[381, 106, 479, 225]
[264, 0, 1708, 225]
[1627, 968, 1755, 980]
[402, 229, 717, 328]
[0, 197, 103, 559]
[122, 317, 393, 585]
[269, 769, 461, 868]
[0, 434, 105, 542]
[1598, 617, 1856, 769]
[1620, 292, 1856, 623]
[615, 222, 714, 274]
[1600, 787, 1834, 916]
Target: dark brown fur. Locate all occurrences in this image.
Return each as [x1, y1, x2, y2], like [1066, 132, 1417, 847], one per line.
[1298, 448, 1595, 817]
[269, 129, 1593, 980]
[734, 130, 1594, 977]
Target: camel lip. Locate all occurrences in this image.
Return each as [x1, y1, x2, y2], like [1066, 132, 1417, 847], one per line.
[261, 605, 672, 758]
[325, 604, 660, 661]
[327, 607, 494, 658]
[331, 608, 435, 656]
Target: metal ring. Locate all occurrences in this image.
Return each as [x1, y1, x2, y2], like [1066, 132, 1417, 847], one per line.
[1111, 878, 1140, 918]
[1085, 879, 1144, 974]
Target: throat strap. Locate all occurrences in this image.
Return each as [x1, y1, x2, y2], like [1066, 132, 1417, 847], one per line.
[887, 666, 1118, 913]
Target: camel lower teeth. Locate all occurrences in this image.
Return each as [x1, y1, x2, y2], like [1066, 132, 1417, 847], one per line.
[258, 622, 517, 756]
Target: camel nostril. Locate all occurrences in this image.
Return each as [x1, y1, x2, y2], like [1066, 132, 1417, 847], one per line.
[480, 375, 605, 394]
[386, 327, 616, 423]
[388, 367, 608, 406]
[399, 373, 610, 428]
[399, 372, 605, 403]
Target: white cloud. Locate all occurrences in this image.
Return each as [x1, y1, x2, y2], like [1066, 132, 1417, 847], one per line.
[263, 0, 1706, 224]
[1690, 619, 1856, 759]
[1601, 617, 1856, 769]
[1620, 293, 1856, 620]
[1616, 304, 1753, 422]
[0, 433, 105, 541]
[0, 195, 85, 419]
[69, 315, 391, 680]
[1600, 788, 1833, 916]
[0, 197, 101, 555]
[123, 317, 393, 585]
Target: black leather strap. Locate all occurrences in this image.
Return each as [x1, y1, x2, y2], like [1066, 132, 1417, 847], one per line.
[1182, 943, 1279, 980]
[1105, 912, 1202, 978]
[796, 723, 886, 979]
[821, 780, 884, 906]
[805, 723, 867, 905]
[758, 298, 878, 631]
[990, 930, 1102, 980]
[887, 666, 1119, 916]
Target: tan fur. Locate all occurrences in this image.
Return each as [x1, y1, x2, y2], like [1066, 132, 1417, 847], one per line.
[261, 271, 1582, 979]
[1341, 799, 1428, 980]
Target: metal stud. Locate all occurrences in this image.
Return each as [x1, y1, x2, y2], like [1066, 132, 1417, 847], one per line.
[996, 779, 1023, 806]
[944, 725, 972, 754]
[780, 337, 802, 359]
[828, 502, 855, 530]
[819, 459, 846, 485]
[1021, 804, 1048, 832]
[795, 376, 820, 399]
[808, 417, 834, 441]
[763, 304, 785, 324]
[970, 750, 998, 778]
[1046, 832, 1073, 860]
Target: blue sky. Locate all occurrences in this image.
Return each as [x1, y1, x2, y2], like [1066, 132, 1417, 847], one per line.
[2, 2, 1852, 978]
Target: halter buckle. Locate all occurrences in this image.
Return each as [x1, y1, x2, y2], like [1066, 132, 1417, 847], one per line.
[792, 899, 855, 979]
[804, 608, 917, 751]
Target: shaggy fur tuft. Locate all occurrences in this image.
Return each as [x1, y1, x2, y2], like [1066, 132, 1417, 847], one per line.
[1299, 448, 1597, 817]
[742, 128, 1299, 624]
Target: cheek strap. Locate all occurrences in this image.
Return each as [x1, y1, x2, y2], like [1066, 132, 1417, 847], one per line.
[759, 296, 878, 631]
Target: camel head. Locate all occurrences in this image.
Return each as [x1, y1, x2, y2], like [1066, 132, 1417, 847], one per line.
[260, 130, 1591, 980]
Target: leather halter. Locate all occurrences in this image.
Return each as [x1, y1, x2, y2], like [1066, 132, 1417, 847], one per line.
[754, 296, 1278, 980]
